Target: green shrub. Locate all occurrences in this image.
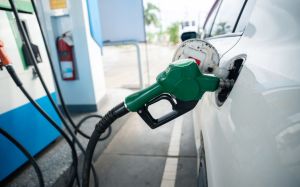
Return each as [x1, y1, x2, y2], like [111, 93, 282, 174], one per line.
[167, 22, 180, 45]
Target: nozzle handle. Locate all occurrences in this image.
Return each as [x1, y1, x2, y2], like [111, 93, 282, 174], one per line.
[137, 93, 198, 129]
[125, 83, 164, 112]
[0, 40, 11, 66]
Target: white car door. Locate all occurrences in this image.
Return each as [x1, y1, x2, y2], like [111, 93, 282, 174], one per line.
[195, 0, 300, 187]
[195, 0, 250, 186]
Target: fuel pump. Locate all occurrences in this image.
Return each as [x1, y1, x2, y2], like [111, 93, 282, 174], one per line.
[82, 39, 232, 186]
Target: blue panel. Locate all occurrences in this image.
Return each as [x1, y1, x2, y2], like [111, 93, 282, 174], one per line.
[0, 93, 61, 181]
[98, 0, 146, 42]
[87, 0, 103, 47]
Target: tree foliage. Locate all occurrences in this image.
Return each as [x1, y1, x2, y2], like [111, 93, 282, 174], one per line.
[167, 22, 180, 44]
[144, 2, 160, 27]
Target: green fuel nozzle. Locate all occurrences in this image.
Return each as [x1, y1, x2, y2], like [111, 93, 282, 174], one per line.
[125, 59, 220, 129]
[83, 41, 229, 186]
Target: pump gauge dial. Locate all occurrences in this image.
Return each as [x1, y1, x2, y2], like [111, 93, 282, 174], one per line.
[172, 39, 220, 74]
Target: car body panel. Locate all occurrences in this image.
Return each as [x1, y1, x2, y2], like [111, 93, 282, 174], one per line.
[194, 0, 300, 186]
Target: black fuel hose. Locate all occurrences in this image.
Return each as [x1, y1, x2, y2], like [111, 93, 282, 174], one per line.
[0, 128, 45, 187]
[5, 64, 79, 187]
[10, 0, 103, 186]
[30, 0, 106, 184]
[82, 102, 129, 187]
[75, 115, 111, 141]
[8, 1, 80, 186]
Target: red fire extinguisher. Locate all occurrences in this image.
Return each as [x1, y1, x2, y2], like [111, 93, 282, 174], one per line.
[57, 31, 76, 80]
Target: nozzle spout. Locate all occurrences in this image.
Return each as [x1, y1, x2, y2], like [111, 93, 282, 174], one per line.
[219, 79, 235, 89]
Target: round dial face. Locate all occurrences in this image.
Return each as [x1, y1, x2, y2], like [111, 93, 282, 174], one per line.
[172, 39, 220, 74]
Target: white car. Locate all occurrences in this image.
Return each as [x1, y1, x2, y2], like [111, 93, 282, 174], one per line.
[193, 0, 300, 187]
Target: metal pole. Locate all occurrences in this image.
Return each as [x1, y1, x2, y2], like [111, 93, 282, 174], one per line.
[132, 42, 144, 88]
[145, 42, 150, 86]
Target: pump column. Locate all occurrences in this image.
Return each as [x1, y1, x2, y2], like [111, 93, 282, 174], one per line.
[35, 0, 106, 112]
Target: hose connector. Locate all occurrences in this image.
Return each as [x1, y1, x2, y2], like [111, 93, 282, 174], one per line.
[0, 40, 22, 86]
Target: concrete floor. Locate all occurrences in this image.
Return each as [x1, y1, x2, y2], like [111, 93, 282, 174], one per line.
[91, 111, 197, 187]
[3, 44, 199, 187]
